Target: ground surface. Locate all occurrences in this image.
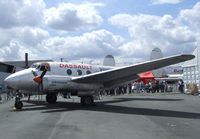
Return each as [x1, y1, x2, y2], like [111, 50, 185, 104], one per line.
[0, 93, 200, 139]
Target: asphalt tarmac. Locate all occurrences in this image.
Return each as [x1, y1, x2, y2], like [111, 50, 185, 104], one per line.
[0, 93, 200, 139]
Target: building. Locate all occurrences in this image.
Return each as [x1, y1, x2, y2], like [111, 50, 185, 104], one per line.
[103, 55, 115, 66]
[182, 46, 200, 88]
[150, 47, 165, 77]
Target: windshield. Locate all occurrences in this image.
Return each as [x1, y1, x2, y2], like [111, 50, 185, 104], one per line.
[30, 63, 50, 71]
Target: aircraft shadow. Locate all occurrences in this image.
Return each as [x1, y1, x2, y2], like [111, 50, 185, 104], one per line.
[101, 97, 184, 104]
[17, 97, 200, 119]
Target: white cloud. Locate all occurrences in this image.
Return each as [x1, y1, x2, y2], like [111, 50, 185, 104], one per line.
[0, 0, 199, 64]
[0, 27, 49, 61]
[0, 29, 124, 61]
[0, 27, 49, 47]
[17, 27, 49, 46]
[0, 0, 45, 28]
[151, 0, 183, 5]
[40, 29, 124, 60]
[0, 40, 40, 61]
[44, 2, 103, 31]
[109, 13, 196, 59]
[180, 2, 200, 30]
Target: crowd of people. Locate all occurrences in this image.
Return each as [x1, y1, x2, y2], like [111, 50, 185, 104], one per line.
[131, 80, 186, 94]
[132, 80, 167, 93]
[98, 79, 187, 96]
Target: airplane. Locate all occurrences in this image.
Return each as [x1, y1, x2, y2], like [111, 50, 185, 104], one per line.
[4, 54, 194, 109]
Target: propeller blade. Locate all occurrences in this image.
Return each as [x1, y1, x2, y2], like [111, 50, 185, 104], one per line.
[31, 70, 38, 77]
[40, 68, 47, 78]
[33, 66, 48, 84]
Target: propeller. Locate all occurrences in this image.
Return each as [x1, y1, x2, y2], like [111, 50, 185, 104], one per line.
[32, 66, 48, 84]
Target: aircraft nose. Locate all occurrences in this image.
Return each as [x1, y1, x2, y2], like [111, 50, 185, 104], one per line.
[4, 74, 19, 89]
[4, 69, 39, 91]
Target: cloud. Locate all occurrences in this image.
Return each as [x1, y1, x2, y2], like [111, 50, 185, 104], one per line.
[44, 2, 103, 31]
[0, 27, 125, 62]
[179, 2, 200, 30]
[0, 0, 45, 28]
[17, 27, 49, 46]
[40, 29, 124, 60]
[0, 0, 199, 64]
[0, 27, 49, 61]
[0, 27, 49, 46]
[151, 0, 183, 5]
[109, 13, 196, 59]
[0, 40, 41, 61]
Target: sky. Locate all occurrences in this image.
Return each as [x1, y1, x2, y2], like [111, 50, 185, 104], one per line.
[0, 0, 199, 64]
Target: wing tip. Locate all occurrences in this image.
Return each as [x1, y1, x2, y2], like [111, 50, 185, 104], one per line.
[180, 54, 195, 60]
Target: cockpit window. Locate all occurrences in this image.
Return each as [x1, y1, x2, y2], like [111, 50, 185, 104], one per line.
[36, 65, 41, 69]
[31, 63, 50, 71]
[40, 65, 47, 71]
[31, 63, 39, 68]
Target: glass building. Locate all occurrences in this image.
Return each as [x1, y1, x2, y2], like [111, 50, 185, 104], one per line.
[182, 46, 200, 88]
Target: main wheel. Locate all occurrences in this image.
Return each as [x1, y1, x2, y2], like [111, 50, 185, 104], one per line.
[46, 94, 57, 104]
[81, 96, 94, 106]
[15, 101, 23, 109]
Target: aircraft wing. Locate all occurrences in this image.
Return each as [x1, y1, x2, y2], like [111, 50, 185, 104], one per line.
[0, 62, 16, 73]
[72, 54, 194, 87]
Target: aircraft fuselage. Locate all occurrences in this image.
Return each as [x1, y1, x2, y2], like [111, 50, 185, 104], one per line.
[4, 62, 113, 94]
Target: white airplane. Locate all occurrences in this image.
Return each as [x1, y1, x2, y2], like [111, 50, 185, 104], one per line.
[4, 54, 194, 109]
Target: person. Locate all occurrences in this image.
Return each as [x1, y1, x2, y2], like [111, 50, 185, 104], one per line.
[152, 80, 156, 93]
[145, 83, 150, 93]
[123, 85, 127, 94]
[178, 80, 184, 93]
[28, 94, 31, 102]
[148, 81, 153, 93]
[160, 81, 165, 93]
[15, 90, 21, 101]
[7, 90, 11, 100]
[155, 81, 160, 93]
[128, 83, 132, 94]
[0, 95, 2, 103]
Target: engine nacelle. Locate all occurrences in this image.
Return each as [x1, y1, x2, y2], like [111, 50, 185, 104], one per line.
[42, 75, 72, 92]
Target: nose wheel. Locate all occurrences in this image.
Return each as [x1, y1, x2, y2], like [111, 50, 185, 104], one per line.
[14, 92, 23, 109]
[15, 101, 23, 109]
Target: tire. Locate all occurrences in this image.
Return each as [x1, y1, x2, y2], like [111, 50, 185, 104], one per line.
[81, 96, 94, 106]
[15, 101, 23, 109]
[46, 94, 57, 104]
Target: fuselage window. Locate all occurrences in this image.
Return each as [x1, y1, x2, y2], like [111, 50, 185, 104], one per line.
[67, 69, 72, 75]
[86, 70, 91, 74]
[77, 69, 82, 76]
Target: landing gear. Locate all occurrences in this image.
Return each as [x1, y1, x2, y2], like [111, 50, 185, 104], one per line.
[46, 94, 57, 104]
[14, 92, 23, 109]
[80, 96, 94, 106]
[15, 101, 23, 109]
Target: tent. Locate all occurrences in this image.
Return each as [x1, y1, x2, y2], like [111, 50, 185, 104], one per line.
[138, 71, 155, 84]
